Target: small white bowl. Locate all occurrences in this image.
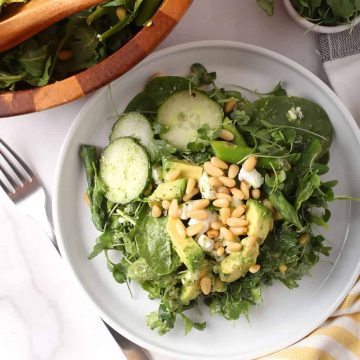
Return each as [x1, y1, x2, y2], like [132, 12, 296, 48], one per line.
[283, 0, 360, 33]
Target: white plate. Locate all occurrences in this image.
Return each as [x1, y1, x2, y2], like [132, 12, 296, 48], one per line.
[53, 41, 360, 360]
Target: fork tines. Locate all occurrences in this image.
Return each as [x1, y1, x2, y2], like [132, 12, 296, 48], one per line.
[0, 139, 35, 196]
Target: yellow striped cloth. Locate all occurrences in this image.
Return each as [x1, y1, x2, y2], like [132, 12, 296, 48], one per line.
[260, 280, 360, 360]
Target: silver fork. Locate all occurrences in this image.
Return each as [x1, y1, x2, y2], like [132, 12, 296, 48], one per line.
[0, 138, 151, 360]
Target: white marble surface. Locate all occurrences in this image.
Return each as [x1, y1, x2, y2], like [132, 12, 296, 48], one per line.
[0, 1, 332, 360]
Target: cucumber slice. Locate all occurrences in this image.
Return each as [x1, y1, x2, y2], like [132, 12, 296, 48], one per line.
[109, 112, 153, 156]
[157, 90, 223, 150]
[100, 137, 150, 204]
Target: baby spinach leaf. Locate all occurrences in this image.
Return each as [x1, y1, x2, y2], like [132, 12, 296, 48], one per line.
[250, 96, 333, 154]
[127, 258, 160, 282]
[135, 208, 180, 275]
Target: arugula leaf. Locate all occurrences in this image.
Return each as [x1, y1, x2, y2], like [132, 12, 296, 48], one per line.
[295, 171, 321, 210]
[189, 63, 216, 87]
[181, 314, 206, 335]
[257, 0, 276, 16]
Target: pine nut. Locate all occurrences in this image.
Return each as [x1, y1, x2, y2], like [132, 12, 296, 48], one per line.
[191, 199, 210, 210]
[230, 226, 248, 236]
[162, 200, 170, 209]
[249, 264, 261, 273]
[207, 229, 219, 239]
[200, 276, 212, 295]
[299, 233, 310, 245]
[213, 198, 230, 208]
[219, 208, 231, 224]
[116, 6, 127, 20]
[228, 164, 240, 179]
[227, 218, 249, 227]
[211, 156, 228, 170]
[58, 49, 73, 60]
[152, 204, 162, 218]
[245, 235, 257, 248]
[279, 264, 288, 273]
[186, 178, 196, 194]
[204, 161, 224, 177]
[251, 188, 261, 199]
[186, 222, 204, 237]
[240, 215, 246, 220]
[230, 187, 245, 200]
[168, 199, 179, 219]
[216, 246, 225, 257]
[218, 176, 236, 188]
[83, 192, 90, 206]
[183, 188, 199, 202]
[209, 177, 223, 187]
[215, 193, 232, 202]
[176, 220, 186, 238]
[243, 156, 257, 172]
[227, 242, 243, 252]
[216, 186, 230, 195]
[188, 210, 208, 220]
[231, 205, 245, 218]
[220, 227, 234, 241]
[214, 241, 220, 250]
[211, 221, 223, 230]
[273, 211, 283, 221]
[165, 169, 181, 182]
[219, 129, 234, 141]
[224, 99, 237, 113]
[240, 181, 250, 200]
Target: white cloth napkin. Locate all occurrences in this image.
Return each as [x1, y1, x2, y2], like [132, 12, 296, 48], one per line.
[318, 26, 360, 126]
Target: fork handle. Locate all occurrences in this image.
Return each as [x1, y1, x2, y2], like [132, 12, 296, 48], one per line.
[38, 201, 59, 253]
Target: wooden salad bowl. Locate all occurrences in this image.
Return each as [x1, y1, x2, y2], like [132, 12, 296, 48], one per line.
[0, 0, 192, 117]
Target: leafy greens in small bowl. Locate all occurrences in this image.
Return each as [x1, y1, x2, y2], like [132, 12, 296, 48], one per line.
[258, 0, 360, 33]
[80, 63, 337, 335]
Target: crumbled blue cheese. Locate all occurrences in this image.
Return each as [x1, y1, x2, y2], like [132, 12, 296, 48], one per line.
[287, 106, 304, 122]
[238, 167, 264, 189]
[151, 165, 163, 185]
[198, 234, 215, 252]
[199, 171, 216, 200]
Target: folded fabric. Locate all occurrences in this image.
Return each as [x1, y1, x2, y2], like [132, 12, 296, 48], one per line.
[260, 279, 360, 360]
[318, 25, 360, 126]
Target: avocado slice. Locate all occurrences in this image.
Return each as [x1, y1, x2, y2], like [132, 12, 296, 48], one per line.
[179, 260, 218, 304]
[148, 178, 186, 201]
[162, 158, 203, 181]
[180, 284, 202, 305]
[245, 199, 273, 244]
[219, 238, 259, 282]
[166, 217, 204, 272]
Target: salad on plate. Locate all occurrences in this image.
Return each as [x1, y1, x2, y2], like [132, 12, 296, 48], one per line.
[80, 63, 336, 335]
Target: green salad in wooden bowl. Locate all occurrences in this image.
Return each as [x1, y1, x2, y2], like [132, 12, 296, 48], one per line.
[80, 63, 336, 335]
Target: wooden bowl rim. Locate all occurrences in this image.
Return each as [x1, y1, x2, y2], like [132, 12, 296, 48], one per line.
[0, 0, 192, 118]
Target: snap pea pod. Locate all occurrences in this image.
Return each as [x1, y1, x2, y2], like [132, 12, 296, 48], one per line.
[295, 139, 322, 176]
[80, 145, 97, 197]
[222, 123, 248, 147]
[210, 140, 287, 170]
[269, 191, 303, 230]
